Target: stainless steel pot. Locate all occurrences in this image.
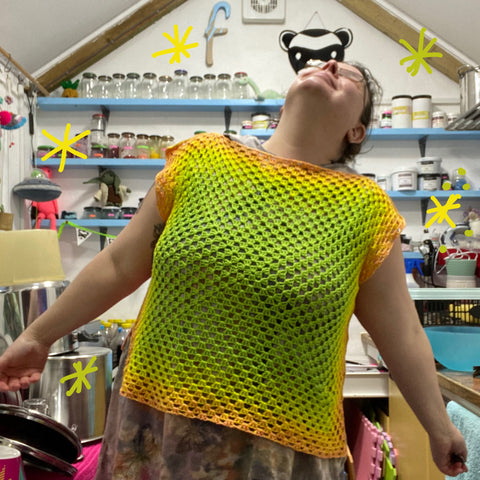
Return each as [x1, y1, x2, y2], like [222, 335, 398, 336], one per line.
[458, 65, 480, 114]
[29, 346, 112, 442]
[0, 280, 77, 355]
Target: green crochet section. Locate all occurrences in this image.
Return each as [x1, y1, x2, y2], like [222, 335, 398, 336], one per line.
[121, 133, 405, 457]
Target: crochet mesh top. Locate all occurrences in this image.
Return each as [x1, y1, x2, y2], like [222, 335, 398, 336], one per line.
[121, 132, 405, 458]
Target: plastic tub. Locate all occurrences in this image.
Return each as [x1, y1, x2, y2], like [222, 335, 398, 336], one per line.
[418, 173, 441, 190]
[416, 157, 442, 174]
[424, 326, 480, 371]
[391, 168, 418, 191]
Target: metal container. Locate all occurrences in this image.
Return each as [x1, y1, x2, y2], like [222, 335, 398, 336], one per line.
[29, 346, 112, 442]
[458, 65, 480, 114]
[0, 280, 77, 355]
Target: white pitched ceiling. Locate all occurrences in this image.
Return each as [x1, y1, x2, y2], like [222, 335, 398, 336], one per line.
[0, 0, 142, 73]
[381, 0, 479, 64]
[0, 0, 478, 76]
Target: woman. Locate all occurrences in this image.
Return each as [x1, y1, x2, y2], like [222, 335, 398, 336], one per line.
[0, 60, 468, 479]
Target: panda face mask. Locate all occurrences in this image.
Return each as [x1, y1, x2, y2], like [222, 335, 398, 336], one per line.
[279, 28, 353, 73]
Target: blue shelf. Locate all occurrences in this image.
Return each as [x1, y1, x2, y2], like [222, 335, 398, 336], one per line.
[242, 128, 480, 141]
[36, 158, 166, 168]
[388, 190, 480, 198]
[37, 97, 285, 112]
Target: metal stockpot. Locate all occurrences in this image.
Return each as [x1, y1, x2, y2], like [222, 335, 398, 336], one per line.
[458, 65, 480, 114]
[29, 346, 112, 442]
[0, 280, 77, 355]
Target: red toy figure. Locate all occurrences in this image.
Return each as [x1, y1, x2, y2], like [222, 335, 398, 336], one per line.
[31, 167, 59, 230]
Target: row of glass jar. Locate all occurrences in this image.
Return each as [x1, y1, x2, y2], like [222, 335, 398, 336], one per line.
[96, 132, 175, 159]
[78, 71, 251, 100]
[38, 133, 176, 159]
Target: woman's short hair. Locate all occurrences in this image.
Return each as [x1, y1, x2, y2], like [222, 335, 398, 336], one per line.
[338, 62, 383, 164]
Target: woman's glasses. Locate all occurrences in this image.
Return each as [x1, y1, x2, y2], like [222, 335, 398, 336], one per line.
[305, 59, 365, 83]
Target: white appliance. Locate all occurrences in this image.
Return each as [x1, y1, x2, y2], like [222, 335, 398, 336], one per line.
[242, 0, 286, 23]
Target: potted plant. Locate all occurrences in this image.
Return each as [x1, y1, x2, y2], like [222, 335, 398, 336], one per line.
[0, 203, 14, 230]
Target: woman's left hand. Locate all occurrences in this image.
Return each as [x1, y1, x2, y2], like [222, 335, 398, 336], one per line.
[429, 424, 468, 476]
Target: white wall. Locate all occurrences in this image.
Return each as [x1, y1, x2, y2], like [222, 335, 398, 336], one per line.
[32, 0, 480, 331]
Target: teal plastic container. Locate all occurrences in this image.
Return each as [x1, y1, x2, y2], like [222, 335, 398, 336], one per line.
[424, 326, 480, 371]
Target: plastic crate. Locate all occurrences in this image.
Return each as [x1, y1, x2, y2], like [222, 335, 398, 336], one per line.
[415, 299, 480, 326]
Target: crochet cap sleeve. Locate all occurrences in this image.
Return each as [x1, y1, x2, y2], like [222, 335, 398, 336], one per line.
[359, 185, 406, 284]
[154, 138, 189, 222]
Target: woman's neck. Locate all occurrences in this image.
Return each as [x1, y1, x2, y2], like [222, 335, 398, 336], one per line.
[262, 112, 344, 167]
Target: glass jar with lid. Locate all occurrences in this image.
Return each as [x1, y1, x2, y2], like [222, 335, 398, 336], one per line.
[78, 72, 97, 98]
[232, 72, 250, 99]
[91, 113, 107, 132]
[160, 135, 175, 158]
[215, 73, 232, 99]
[121, 72, 141, 98]
[94, 75, 112, 98]
[107, 133, 121, 158]
[140, 72, 157, 99]
[111, 73, 125, 99]
[172, 69, 188, 98]
[120, 132, 136, 158]
[135, 134, 151, 159]
[187, 76, 204, 99]
[203, 73, 216, 100]
[149, 135, 162, 158]
[157, 75, 172, 99]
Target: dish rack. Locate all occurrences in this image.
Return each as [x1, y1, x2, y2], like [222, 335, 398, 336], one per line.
[412, 289, 480, 326]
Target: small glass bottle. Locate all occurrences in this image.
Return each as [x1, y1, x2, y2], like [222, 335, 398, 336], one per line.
[111, 73, 125, 99]
[157, 75, 172, 99]
[72, 135, 88, 157]
[94, 75, 112, 98]
[135, 134, 151, 159]
[203, 73, 216, 100]
[107, 133, 121, 158]
[380, 110, 392, 128]
[149, 135, 162, 158]
[140, 72, 157, 99]
[233, 72, 250, 99]
[172, 69, 188, 99]
[120, 132, 136, 158]
[160, 135, 175, 158]
[215, 73, 232, 99]
[121, 72, 141, 98]
[78, 72, 97, 98]
[91, 113, 107, 132]
[188, 76, 204, 99]
[89, 113, 107, 151]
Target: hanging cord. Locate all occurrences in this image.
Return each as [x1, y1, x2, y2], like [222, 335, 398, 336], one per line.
[303, 11, 325, 30]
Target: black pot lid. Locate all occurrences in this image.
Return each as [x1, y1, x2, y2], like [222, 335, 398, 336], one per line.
[0, 435, 77, 476]
[0, 405, 82, 463]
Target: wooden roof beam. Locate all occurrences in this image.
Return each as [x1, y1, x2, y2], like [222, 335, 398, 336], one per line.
[336, 0, 462, 83]
[37, 0, 188, 94]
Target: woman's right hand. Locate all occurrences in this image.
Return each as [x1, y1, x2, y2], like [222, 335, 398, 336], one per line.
[0, 331, 50, 391]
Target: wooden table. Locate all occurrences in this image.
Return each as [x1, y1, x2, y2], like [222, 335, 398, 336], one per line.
[437, 368, 480, 415]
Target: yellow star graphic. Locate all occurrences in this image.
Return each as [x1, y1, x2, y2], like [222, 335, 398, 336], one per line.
[425, 193, 462, 229]
[152, 24, 199, 64]
[399, 27, 443, 76]
[60, 356, 98, 396]
[41, 124, 90, 173]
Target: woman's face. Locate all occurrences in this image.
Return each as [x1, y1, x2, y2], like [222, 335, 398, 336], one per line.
[286, 60, 367, 139]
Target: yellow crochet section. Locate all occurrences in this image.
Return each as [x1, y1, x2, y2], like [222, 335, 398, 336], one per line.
[121, 133, 405, 458]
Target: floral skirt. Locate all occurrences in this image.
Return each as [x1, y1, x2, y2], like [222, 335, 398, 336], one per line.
[95, 342, 346, 480]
